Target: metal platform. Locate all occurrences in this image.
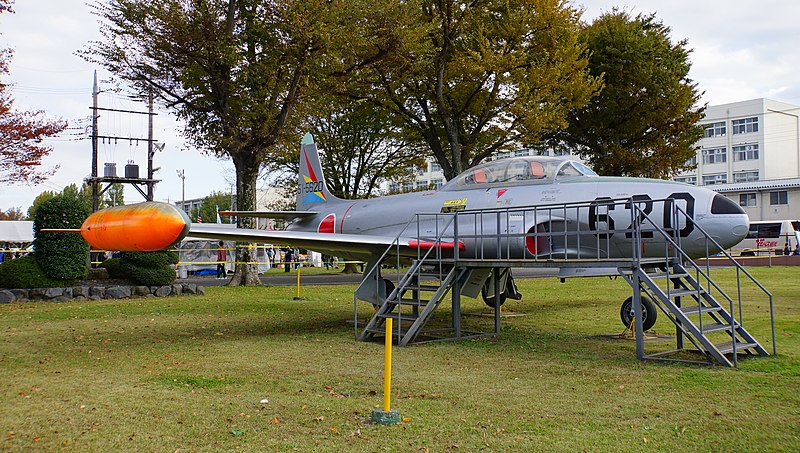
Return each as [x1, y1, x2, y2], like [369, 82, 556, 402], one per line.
[353, 197, 776, 367]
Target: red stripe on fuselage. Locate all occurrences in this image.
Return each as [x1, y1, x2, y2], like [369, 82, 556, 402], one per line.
[339, 202, 356, 233]
[408, 240, 466, 251]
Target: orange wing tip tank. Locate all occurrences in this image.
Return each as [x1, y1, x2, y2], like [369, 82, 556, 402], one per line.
[78, 202, 191, 252]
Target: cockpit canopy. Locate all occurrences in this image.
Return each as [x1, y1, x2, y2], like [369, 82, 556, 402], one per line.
[441, 156, 597, 191]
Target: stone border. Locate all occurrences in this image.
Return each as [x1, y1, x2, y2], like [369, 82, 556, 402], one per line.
[0, 283, 205, 303]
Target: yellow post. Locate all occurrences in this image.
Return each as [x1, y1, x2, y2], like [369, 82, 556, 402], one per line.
[383, 318, 393, 411]
[291, 265, 304, 300]
[371, 317, 400, 425]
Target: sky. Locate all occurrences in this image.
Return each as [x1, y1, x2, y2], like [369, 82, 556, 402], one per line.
[1, 0, 799, 212]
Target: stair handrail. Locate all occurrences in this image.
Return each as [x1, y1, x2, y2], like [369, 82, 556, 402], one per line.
[631, 201, 775, 356]
[354, 211, 459, 341]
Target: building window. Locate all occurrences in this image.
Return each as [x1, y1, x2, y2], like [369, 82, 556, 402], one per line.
[402, 182, 413, 192]
[701, 147, 727, 164]
[673, 175, 697, 185]
[770, 190, 788, 205]
[702, 173, 727, 185]
[416, 181, 428, 190]
[703, 121, 726, 138]
[432, 179, 444, 189]
[733, 144, 759, 161]
[684, 156, 698, 167]
[739, 193, 756, 207]
[514, 149, 531, 157]
[429, 161, 442, 172]
[732, 117, 758, 134]
[733, 171, 759, 183]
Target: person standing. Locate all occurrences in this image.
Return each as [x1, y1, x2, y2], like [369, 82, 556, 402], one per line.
[216, 241, 227, 278]
[284, 249, 293, 272]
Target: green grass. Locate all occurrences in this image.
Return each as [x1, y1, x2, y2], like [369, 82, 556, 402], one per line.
[1, 267, 798, 451]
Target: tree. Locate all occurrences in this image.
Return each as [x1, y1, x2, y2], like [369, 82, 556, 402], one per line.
[197, 191, 233, 224]
[546, 10, 704, 178]
[311, 99, 425, 199]
[0, 206, 24, 220]
[27, 190, 57, 220]
[266, 96, 425, 200]
[337, 0, 600, 180]
[28, 183, 122, 220]
[83, 0, 398, 285]
[0, 1, 67, 185]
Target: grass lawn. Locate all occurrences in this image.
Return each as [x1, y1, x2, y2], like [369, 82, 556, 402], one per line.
[1, 267, 798, 451]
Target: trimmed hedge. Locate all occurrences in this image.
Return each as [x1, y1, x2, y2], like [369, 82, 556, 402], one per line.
[32, 194, 90, 280]
[120, 251, 179, 286]
[99, 258, 125, 279]
[0, 255, 72, 288]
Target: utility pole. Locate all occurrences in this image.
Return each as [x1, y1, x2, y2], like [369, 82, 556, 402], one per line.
[86, 74, 161, 211]
[147, 91, 155, 200]
[91, 71, 99, 212]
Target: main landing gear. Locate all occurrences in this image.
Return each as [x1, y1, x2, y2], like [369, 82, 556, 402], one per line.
[481, 269, 523, 308]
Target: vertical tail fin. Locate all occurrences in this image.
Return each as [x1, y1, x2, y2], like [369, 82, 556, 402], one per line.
[297, 133, 338, 211]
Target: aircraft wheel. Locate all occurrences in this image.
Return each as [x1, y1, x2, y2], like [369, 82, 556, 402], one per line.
[620, 296, 657, 331]
[481, 285, 507, 308]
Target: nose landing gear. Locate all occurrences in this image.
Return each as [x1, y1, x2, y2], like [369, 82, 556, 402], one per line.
[619, 295, 657, 331]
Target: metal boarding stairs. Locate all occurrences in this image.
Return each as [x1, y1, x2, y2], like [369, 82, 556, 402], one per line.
[621, 203, 774, 366]
[353, 197, 776, 366]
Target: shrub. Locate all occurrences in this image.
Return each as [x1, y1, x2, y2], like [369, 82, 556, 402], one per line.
[33, 194, 90, 280]
[99, 258, 126, 279]
[0, 255, 72, 288]
[120, 250, 178, 286]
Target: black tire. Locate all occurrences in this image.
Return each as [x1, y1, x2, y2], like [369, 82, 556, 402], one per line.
[620, 296, 657, 331]
[481, 284, 507, 308]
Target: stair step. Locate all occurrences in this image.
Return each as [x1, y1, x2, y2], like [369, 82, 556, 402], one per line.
[402, 284, 441, 292]
[377, 313, 419, 321]
[398, 298, 432, 306]
[647, 272, 689, 280]
[668, 288, 705, 298]
[699, 322, 737, 333]
[679, 304, 721, 315]
[714, 341, 760, 355]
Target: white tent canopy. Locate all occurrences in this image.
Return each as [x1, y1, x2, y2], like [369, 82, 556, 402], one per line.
[0, 221, 34, 244]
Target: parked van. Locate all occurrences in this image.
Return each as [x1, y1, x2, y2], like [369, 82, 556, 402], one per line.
[733, 220, 800, 256]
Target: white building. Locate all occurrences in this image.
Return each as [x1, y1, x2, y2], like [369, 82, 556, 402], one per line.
[672, 98, 800, 221]
[673, 98, 800, 185]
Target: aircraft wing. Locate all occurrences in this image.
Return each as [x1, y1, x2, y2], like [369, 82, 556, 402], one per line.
[187, 224, 411, 257]
[219, 210, 316, 221]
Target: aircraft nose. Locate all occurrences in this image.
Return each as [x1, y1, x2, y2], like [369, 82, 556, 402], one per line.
[707, 194, 749, 249]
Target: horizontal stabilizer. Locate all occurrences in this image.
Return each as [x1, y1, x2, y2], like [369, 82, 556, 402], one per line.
[219, 210, 316, 221]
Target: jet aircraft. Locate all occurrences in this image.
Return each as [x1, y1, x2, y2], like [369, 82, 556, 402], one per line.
[67, 133, 749, 330]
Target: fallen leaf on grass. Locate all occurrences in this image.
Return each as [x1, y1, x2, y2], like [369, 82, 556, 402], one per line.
[402, 417, 412, 423]
[230, 429, 244, 437]
[271, 417, 279, 425]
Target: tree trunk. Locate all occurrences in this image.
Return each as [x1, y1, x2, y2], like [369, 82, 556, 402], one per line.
[228, 152, 262, 286]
